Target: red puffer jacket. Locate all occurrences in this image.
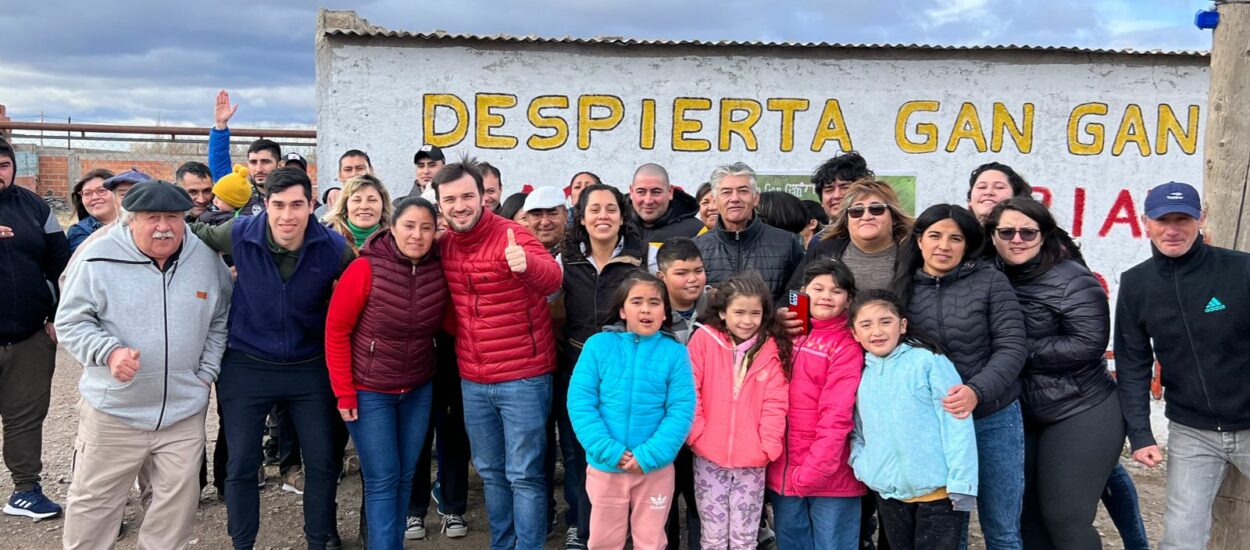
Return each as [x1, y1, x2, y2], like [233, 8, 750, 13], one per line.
[766, 314, 867, 498]
[439, 211, 562, 383]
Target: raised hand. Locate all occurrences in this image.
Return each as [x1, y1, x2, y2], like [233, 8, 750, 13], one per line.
[505, 228, 527, 273]
[107, 347, 141, 383]
[214, 90, 238, 130]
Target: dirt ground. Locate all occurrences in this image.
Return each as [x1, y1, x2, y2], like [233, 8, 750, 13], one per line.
[0, 347, 1167, 549]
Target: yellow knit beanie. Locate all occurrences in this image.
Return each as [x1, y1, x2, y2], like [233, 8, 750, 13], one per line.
[213, 164, 252, 209]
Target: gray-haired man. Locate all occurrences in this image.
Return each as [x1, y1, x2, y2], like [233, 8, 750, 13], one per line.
[56, 181, 232, 549]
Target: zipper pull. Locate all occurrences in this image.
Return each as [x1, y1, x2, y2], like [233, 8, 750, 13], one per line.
[370, 340, 376, 352]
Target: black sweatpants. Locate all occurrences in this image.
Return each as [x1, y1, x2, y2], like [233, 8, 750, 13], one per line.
[1021, 392, 1125, 550]
[663, 445, 701, 549]
[875, 496, 965, 550]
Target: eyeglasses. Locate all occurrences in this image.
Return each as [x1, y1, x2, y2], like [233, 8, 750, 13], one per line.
[995, 228, 1041, 242]
[846, 204, 888, 218]
[79, 189, 110, 199]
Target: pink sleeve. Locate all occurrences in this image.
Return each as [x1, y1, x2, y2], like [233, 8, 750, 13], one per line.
[686, 331, 709, 447]
[758, 345, 790, 462]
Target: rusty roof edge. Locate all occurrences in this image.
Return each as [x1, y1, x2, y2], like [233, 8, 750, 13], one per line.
[317, 9, 1208, 58]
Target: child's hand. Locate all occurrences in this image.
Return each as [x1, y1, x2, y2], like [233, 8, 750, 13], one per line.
[617, 450, 634, 470]
[942, 384, 979, 419]
[622, 455, 644, 474]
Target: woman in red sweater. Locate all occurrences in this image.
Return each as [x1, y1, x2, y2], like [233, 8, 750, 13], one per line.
[325, 196, 449, 550]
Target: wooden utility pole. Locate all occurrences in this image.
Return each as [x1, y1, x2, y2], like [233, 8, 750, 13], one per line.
[1201, 1, 1250, 548]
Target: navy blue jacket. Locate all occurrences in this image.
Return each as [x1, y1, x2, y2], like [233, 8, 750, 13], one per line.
[0, 184, 69, 344]
[228, 213, 347, 363]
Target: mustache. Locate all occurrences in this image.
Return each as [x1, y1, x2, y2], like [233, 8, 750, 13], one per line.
[151, 230, 176, 239]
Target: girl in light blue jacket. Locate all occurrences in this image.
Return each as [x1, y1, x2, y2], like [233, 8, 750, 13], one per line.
[847, 289, 978, 550]
[567, 271, 696, 550]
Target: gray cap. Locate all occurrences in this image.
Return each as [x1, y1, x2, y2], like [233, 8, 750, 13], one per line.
[121, 181, 195, 213]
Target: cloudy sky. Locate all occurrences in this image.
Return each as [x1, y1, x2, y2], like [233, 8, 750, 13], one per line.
[0, 0, 1214, 128]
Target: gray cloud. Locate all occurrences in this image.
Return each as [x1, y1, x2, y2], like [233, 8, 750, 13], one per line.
[0, 0, 1212, 126]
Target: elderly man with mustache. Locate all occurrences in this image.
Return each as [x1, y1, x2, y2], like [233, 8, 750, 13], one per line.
[56, 181, 232, 549]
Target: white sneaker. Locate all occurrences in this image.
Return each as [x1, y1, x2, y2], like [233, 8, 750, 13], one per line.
[404, 516, 426, 540]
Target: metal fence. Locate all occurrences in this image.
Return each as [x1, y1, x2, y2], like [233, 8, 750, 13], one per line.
[0, 121, 316, 209]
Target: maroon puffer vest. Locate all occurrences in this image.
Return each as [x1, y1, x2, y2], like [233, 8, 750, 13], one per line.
[350, 231, 449, 391]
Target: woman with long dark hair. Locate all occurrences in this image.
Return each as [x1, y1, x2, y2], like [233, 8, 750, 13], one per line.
[985, 197, 1124, 549]
[560, 183, 646, 548]
[891, 204, 1028, 549]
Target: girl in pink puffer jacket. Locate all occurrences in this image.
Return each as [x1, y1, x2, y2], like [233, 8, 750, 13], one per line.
[687, 273, 791, 550]
[766, 259, 866, 550]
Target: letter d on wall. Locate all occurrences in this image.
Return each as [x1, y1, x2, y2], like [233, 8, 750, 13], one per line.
[424, 94, 470, 148]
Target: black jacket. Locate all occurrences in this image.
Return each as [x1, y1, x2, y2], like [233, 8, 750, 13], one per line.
[630, 188, 705, 244]
[906, 261, 1028, 418]
[1003, 258, 1115, 425]
[0, 184, 70, 344]
[562, 237, 645, 359]
[1115, 239, 1250, 450]
[694, 216, 805, 303]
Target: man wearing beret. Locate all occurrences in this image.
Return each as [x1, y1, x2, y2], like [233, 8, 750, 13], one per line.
[189, 168, 355, 550]
[56, 181, 232, 549]
[0, 138, 70, 521]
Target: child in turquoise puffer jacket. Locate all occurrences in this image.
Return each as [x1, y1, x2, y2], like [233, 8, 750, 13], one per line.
[567, 272, 696, 550]
[847, 289, 978, 550]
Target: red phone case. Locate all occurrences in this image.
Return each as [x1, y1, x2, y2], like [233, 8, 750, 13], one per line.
[788, 291, 810, 334]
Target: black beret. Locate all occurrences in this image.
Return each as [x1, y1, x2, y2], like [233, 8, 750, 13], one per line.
[121, 180, 195, 213]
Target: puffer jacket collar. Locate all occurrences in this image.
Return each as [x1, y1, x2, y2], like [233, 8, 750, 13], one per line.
[711, 215, 766, 247]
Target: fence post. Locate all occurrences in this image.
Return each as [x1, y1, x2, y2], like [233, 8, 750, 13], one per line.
[1202, 2, 1250, 547]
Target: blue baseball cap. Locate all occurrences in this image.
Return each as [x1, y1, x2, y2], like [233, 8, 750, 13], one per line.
[1144, 181, 1201, 220]
[102, 167, 153, 190]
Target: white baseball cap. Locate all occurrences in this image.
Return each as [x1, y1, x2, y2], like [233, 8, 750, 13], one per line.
[523, 186, 567, 212]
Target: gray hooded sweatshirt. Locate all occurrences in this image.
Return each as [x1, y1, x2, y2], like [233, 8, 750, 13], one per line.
[55, 221, 232, 431]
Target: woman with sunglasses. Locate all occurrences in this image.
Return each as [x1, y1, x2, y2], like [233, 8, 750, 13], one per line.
[985, 197, 1125, 550]
[789, 180, 913, 292]
[891, 204, 1028, 550]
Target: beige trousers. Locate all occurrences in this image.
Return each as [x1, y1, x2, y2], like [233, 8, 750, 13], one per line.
[63, 400, 205, 550]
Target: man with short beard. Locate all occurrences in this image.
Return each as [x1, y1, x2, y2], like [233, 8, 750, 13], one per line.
[435, 160, 561, 550]
[0, 138, 70, 520]
[175, 161, 215, 220]
[189, 168, 356, 549]
[56, 181, 231, 549]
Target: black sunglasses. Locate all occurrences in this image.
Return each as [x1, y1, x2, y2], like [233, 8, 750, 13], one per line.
[995, 228, 1041, 242]
[846, 204, 889, 219]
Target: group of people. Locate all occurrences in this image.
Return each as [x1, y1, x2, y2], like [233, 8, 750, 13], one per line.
[0, 89, 1246, 550]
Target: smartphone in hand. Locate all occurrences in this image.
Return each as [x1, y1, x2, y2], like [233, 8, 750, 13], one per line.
[788, 291, 810, 335]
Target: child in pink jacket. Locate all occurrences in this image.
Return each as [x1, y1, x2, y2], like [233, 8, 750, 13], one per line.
[766, 259, 866, 550]
[687, 273, 791, 549]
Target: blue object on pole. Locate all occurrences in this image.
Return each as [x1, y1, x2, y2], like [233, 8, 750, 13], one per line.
[1196, 9, 1220, 30]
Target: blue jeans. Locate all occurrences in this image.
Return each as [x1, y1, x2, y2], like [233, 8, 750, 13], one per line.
[769, 491, 860, 550]
[462, 374, 552, 550]
[345, 385, 433, 550]
[1159, 422, 1250, 550]
[1102, 463, 1149, 550]
[962, 400, 1024, 550]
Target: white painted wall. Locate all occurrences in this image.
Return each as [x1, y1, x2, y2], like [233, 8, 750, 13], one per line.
[316, 39, 1208, 310]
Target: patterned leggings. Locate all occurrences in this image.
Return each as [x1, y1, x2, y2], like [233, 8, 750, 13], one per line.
[692, 455, 766, 550]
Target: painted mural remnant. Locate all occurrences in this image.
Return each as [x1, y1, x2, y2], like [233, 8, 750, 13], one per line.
[316, 9, 1208, 310]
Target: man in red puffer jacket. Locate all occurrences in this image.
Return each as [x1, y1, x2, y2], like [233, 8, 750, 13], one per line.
[433, 160, 561, 550]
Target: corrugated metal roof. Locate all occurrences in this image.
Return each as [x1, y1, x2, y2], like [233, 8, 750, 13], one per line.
[318, 9, 1208, 58]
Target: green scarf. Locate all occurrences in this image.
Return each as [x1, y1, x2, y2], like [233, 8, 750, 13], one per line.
[345, 219, 381, 247]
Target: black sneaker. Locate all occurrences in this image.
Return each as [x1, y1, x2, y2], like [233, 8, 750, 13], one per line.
[442, 513, 468, 538]
[404, 516, 426, 540]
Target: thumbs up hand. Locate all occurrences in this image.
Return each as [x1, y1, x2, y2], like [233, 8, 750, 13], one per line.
[505, 228, 527, 273]
[107, 347, 142, 383]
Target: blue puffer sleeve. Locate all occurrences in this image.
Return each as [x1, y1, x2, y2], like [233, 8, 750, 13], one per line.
[631, 340, 696, 472]
[567, 335, 628, 471]
[209, 127, 232, 181]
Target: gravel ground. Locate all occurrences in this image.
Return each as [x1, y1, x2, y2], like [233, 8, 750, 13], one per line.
[0, 347, 1168, 549]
